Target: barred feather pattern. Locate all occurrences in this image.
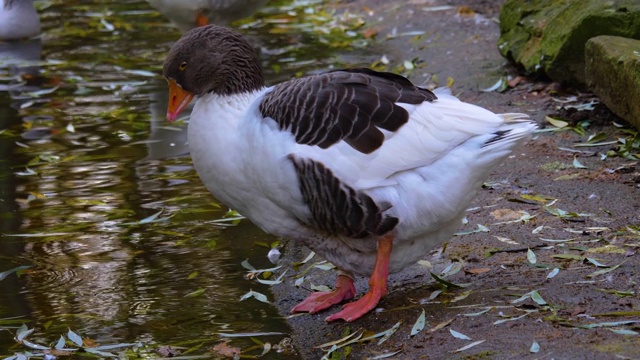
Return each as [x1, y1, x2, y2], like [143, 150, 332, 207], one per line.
[289, 155, 399, 238]
[260, 68, 436, 154]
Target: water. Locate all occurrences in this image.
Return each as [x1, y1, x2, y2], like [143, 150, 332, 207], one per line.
[0, 0, 370, 357]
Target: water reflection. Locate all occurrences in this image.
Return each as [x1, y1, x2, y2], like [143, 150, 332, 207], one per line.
[0, 0, 369, 357]
[147, 0, 269, 30]
[145, 82, 189, 160]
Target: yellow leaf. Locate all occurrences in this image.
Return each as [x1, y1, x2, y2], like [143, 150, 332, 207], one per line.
[587, 245, 626, 254]
[545, 116, 569, 128]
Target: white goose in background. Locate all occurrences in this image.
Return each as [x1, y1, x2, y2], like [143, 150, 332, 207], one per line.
[162, 25, 537, 322]
[147, 0, 268, 31]
[0, 0, 40, 41]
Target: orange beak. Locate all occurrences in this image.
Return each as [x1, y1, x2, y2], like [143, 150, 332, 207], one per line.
[166, 79, 195, 123]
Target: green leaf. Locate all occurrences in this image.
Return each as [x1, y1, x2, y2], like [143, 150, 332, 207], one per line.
[586, 261, 625, 278]
[585, 258, 609, 268]
[511, 292, 532, 304]
[452, 340, 485, 353]
[240, 259, 256, 271]
[377, 321, 401, 345]
[255, 270, 287, 286]
[430, 272, 471, 288]
[552, 254, 584, 261]
[451, 290, 473, 303]
[93, 342, 142, 350]
[530, 290, 547, 305]
[16, 325, 33, 341]
[582, 320, 640, 329]
[22, 339, 50, 350]
[0, 266, 31, 281]
[546, 268, 560, 279]
[545, 117, 569, 128]
[240, 290, 270, 303]
[449, 329, 471, 340]
[530, 340, 540, 353]
[184, 288, 206, 297]
[410, 309, 426, 337]
[572, 157, 587, 169]
[454, 224, 490, 236]
[313, 262, 336, 271]
[85, 348, 117, 357]
[586, 132, 608, 144]
[494, 313, 531, 325]
[527, 248, 537, 264]
[317, 329, 361, 350]
[138, 211, 162, 224]
[461, 308, 492, 317]
[55, 335, 66, 349]
[368, 350, 403, 359]
[67, 329, 83, 347]
[217, 332, 285, 338]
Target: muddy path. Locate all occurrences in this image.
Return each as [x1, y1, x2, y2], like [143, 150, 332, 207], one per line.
[269, 1, 640, 358]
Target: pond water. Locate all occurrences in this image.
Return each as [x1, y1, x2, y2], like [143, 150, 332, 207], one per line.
[0, 0, 370, 357]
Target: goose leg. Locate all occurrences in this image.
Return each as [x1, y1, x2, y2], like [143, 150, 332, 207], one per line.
[291, 272, 356, 314]
[325, 233, 392, 322]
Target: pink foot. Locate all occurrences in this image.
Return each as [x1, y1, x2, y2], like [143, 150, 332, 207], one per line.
[291, 275, 356, 314]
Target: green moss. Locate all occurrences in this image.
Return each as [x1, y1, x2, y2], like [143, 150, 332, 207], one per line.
[499, 0, 640, 86]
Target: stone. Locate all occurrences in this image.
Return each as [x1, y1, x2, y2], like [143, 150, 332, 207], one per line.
[585, 36, 640, 129]
[498, 0, 640, 87]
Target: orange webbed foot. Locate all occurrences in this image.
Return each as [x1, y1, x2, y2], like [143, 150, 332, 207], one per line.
[326, 233, 393, 322]
[291, 274, 355, 314]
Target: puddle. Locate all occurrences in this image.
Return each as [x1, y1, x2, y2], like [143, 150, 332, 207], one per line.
[0, 0, 371, 357]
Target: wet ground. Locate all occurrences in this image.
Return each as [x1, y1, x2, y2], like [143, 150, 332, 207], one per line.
[270, 0, 640, 358]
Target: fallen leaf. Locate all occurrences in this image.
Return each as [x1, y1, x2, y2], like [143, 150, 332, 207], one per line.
[212, 342, 241, 358]
[457, 5, 476, 16]
[449, 329, 472, 340]
[465, 267, 491, 274]
[428, 318, 454, 333]
[527, 248, 537, 264]
[363, 27, 379, 39]
[546, 268, 560, 279]
[507, 76, 526, 88]
[490, 209, 523, 221]
[452, 340, 485, 353]
[410, 309, 426, 337]
[587, 245, 626, 254]
[156, 345, 181, 357]
[530, 340, 540, 353]
[494, 236, 519, 245]
[546, 116, 569, 128]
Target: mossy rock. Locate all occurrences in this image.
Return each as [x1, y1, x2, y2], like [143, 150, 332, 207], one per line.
[498, 0, 640, 87]
[585, 36, 640, 129]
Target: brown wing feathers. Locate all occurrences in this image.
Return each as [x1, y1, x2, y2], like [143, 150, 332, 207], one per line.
[259, 68, 436, 154]
[289, 155, 399, 238]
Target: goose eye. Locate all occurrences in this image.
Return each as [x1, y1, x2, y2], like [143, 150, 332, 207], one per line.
[179, 62, 187, 71]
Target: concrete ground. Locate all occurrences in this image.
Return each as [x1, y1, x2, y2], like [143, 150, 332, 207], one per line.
[270, 0, 640, 358]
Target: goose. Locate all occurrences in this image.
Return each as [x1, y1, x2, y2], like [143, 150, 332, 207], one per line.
[147, 0, 267, 31]
[162, 25, 537, 322]
[0, 0, 40, 41]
